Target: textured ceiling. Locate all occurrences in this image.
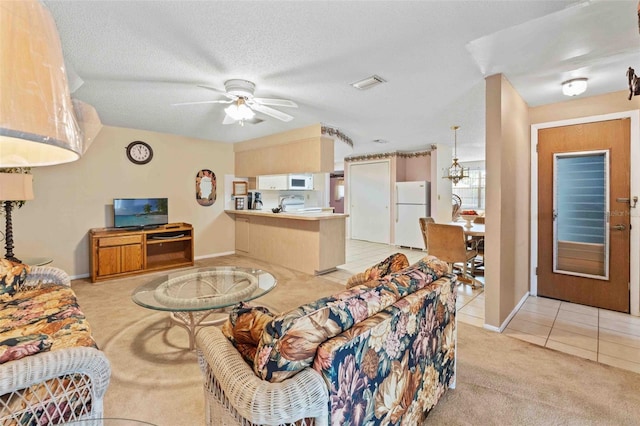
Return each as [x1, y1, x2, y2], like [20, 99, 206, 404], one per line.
[43, 0, 638, 165]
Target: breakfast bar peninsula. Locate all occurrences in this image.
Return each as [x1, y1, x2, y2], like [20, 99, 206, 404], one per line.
[225, 209, 348, 275]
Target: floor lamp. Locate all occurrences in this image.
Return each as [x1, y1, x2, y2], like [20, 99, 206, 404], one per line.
[0, 173, 34, 263]
[1, 1, 85, 264]
[0, 0, 83, 167]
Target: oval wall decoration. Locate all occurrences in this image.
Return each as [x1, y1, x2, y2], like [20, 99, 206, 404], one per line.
[196, 169, 216, 206]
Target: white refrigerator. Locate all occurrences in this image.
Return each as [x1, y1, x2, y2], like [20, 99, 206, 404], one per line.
[395, 181, 430, 249]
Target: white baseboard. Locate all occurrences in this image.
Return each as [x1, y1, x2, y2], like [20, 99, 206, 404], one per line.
[498, 291, 529, 332]
[70, 251, 235, 281]
[70, 273, 90, 281]
[481, 291, 529, 333]
[195, 251, 236, 260]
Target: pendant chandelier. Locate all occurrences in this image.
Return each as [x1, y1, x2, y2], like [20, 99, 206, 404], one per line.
[443, 125, 469, 186]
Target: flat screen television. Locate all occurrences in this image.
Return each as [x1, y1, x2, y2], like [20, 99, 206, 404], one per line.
[113, 198, 168, 228]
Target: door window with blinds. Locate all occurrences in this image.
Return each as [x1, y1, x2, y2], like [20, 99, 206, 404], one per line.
[553, 150, 609, 279]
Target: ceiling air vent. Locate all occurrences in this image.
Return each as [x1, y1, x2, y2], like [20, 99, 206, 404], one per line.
[350, 75, 386, 90]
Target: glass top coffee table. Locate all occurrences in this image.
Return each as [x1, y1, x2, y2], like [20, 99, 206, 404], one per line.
[132, 266, 276, 349]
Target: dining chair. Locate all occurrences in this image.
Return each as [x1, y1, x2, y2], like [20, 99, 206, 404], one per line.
[419, 217, 435, 251]
[470, 216, 485, 273]
[426, 223, 478, 284]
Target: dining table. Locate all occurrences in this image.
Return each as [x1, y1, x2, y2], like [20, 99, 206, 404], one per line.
[450, 221, 485, 238]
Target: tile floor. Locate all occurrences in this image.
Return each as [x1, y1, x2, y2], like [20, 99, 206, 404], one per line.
[505, 296, 640, 374]
[324, 239, 640, 375]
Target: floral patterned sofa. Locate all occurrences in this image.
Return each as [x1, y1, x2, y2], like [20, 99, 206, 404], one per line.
[196, 254, 457, 426]
[0, 260, 110, 425]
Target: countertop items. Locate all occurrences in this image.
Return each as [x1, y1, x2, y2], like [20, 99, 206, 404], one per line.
[225, 209, 347, 221]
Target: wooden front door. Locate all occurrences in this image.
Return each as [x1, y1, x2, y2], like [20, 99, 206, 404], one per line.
[538, 119, 630, 312]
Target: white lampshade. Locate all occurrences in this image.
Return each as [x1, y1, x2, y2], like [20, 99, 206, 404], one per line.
[73, 99, 103, 154]
[0, 173, 34, 201]
[0, 0, 83, 167]
[562, 78, 588, 96]
[224, 100, 255, 121]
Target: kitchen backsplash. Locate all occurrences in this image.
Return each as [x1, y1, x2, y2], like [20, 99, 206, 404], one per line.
[257, 190, 321, 210]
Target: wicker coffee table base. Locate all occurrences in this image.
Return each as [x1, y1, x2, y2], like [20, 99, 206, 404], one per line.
[169, 309, 229, 350]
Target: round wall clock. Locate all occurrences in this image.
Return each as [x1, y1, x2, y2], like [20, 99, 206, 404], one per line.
[126, 141, 153, 165]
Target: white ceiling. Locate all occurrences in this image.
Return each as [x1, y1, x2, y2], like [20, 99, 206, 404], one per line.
[43, 0, 639, 165]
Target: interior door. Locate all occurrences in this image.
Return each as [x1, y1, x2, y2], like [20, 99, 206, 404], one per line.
[538, 119, 630, 312]
[349, 161, 390, 243]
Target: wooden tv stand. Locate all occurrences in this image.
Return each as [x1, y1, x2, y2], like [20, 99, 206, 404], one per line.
[89, 222, 194, 282]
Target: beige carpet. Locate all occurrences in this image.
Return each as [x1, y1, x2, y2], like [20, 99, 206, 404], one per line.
[72, 255, 640, 425]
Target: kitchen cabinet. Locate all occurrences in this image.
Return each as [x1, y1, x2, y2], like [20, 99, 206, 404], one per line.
[234, 124, 334, 177]
[258, 174, 288, 190]
[226, 210, 347, 275]
[235, 217, 250, 253]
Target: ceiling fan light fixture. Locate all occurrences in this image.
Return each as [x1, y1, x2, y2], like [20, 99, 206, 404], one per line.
[562, 78, 588, 96]
[224, 99, 255, 121]
[350, 75, 386, 90]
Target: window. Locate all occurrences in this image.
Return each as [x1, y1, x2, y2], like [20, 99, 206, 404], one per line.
[454, 168, 485, 210]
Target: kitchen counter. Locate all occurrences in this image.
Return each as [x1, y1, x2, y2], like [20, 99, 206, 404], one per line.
[225, 209, 346, 221]
[225, 209, 348, 275]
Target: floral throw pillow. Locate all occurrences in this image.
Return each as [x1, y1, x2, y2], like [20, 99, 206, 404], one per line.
[254, 279, 409, 383]
[345, 253, 409, 289]
[221, 302, 275, 365]
[0, 259, 30, 299]
[410, 255, 450, 278]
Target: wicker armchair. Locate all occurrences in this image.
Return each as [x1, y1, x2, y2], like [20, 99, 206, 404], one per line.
[0, 266, 111, 425]
[21, 265, 71, 288]
[197, 328, 328, 426]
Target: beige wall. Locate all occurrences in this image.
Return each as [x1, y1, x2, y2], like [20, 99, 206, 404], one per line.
[431, 144, 453, 224]
[12, 125, 236, 277]
[530, 90, 640, 124]
[485, 74, 531, 328]
[403, 155, 431, 182]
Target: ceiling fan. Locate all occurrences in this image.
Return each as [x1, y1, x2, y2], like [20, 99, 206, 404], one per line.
[172, 79, 297, 125]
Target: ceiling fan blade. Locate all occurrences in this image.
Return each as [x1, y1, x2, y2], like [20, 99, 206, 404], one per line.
[171, 99, 232, 106]
[252, 98, 298, 108]
[222, 114, 237, 125]
[250, 104, 294, 122]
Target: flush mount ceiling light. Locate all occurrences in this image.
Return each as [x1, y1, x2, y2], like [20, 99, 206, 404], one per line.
[350, 75, 386, 90]
[562, 78, 588, 96]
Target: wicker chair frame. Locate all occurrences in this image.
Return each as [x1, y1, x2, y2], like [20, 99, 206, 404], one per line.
[196, 326, 328, 426]
[20, 265, 72, 289]
[0, 266, 111, 424]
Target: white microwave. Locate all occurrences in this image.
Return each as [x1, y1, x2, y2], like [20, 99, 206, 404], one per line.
[288, 174, 313, 190]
